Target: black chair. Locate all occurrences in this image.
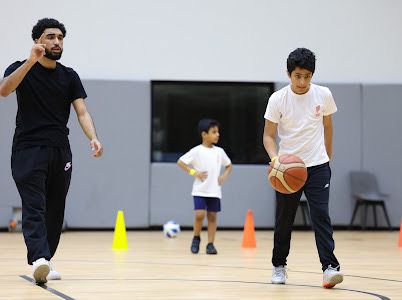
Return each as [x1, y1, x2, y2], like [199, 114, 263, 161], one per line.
[349, 171, 392, 230]
[274, 194, 311, 228]
[299, 195, 311, 228]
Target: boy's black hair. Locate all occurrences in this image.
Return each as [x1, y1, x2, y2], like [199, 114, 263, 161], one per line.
[32, 18, 66, 40]
[287, 48, 315, 74]
[198, 119, 219, 137]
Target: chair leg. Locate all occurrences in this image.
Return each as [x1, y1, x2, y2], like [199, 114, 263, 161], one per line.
[373, 205, 378, 228]
[305, 207, 311, 229]
[301, 204, 308, 227]
[349, 202, 360, 229]
[380, 203, 392, 231]
[363, 204, 368, 230]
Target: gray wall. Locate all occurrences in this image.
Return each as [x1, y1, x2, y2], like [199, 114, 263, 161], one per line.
[0, 80, 151, 228]
[0, 95, 19, 226]
[1, 81, 401, 228]
[327, 84, 363, 224]
[361, 85, 402, 226]
[65, 80, 151, 227]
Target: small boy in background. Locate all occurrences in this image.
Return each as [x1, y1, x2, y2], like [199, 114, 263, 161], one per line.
[177, 119, 232, 254]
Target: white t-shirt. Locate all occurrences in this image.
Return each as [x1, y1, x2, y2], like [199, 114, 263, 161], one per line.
[179, 145, 231, 199]
[264, 84, 337, 167]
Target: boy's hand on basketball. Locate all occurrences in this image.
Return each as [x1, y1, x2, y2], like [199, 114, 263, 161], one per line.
[269, 155, 279, 167]
[90, 138, 103, 157]
[195, 171, 208, 181]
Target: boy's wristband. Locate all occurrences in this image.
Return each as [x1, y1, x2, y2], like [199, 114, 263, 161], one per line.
[271, 156, 278, 162]
[188, 169, 196, 176]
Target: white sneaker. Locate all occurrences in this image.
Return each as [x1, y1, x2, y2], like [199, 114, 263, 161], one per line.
[32, 258, 50, 284]
[271, 266, 287, 284]
[323, 265, 343, 288]
[47, 262, 61, 280]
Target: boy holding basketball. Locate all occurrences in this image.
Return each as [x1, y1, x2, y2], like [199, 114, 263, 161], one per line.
[177, 119, 232, 255]
[263, 48, 343, 288]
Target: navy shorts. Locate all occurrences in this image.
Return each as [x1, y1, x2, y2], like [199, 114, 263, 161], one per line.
[193, 196, 221, 212]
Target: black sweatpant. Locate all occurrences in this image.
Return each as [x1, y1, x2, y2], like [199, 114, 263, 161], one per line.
[11, 146, 72, 265]
[272, 162, 340, 272]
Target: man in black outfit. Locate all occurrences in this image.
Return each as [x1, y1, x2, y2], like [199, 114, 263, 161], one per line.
[0, 18, 103, 284]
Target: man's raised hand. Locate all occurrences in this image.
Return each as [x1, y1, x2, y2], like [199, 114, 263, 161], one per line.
[29, 33, 46, 63]
[29, 44, 45, 63]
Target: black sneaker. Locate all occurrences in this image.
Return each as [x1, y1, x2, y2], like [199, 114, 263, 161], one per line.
[206, 243, 218, 255]
[191, 236, 200, 254]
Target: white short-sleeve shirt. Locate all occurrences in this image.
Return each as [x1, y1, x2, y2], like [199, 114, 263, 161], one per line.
[264, 84, 337, 167]
[179, 145, 231, 199]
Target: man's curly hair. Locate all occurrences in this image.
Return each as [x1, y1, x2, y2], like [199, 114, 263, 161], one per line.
[31, 18, 66, 40]
[287, 48, 316, 74]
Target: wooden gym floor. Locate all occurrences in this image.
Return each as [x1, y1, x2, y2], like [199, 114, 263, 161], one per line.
[0, 230, 401, 300]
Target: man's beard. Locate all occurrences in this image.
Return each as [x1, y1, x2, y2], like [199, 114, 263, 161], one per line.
[44, 48, 63, 61]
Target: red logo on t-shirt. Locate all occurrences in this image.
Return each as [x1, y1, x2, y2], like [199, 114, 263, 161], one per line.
[315, 105, 321, 117]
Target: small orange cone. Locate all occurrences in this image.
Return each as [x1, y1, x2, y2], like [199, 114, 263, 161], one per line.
[398, 221, 402, 248]
[242, 209, 257, 248]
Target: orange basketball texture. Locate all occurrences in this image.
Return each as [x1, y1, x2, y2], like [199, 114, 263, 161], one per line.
[268, 154, 307, 194]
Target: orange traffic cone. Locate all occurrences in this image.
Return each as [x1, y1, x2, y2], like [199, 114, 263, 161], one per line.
[242, 209, 257, 248]
[398, 221, 402, 248]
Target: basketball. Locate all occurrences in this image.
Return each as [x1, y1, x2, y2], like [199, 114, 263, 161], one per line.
[163, 220, 181, 238]
[268, 154, 307, 194]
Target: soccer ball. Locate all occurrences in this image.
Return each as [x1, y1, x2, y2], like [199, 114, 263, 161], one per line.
[163, 220, 181, 238]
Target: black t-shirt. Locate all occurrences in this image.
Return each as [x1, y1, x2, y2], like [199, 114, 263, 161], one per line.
[4, 61, 87, 150]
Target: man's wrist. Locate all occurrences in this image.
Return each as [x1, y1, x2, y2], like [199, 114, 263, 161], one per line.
[25, 58, 37, 66]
